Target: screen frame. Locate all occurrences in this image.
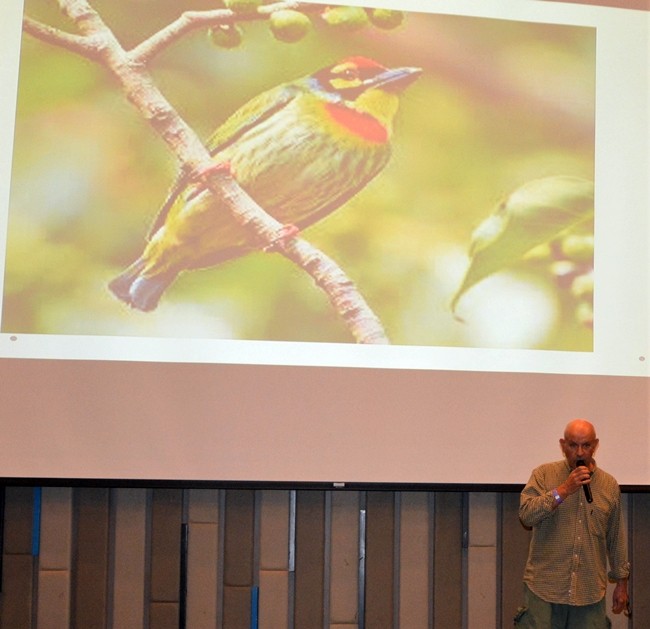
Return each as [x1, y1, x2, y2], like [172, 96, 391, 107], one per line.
[0, 0, 648, 488]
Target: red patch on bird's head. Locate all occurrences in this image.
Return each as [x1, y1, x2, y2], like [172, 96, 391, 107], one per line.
[340, 56, 387, 72]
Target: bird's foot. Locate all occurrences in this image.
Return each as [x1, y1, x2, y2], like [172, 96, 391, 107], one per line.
[197, 161, 232, 179]
[187, 161, 233, 201]
[264, 224, 300, 252]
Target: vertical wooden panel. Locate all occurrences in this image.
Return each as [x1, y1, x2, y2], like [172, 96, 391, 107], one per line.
[222, 587, 252, 629]
[499, 492, 530, 629]
[110, 488, 147, 629]
[468, 493, 497, 547]
[149, 488, 182, 629]
[187, 489, 220, 524]
[467, 547, 497, 629]
[259, 570, 290, 628]
[39, 487, 73, 570]
[186, 522, 219, 629]
[433, 492, 463, 629]
[224, 490, 255, 586]
[37, 487, 73, 629]
[149, 602, 179, 628]
[72, 487, 110, 629]
[1, 487, 34, 629]
[607, 495, 629, 629]
[398, 492, 430, 629]
[0, 487, 4, 589]
[631, 493, 650, 628]
[223, 490, 255, 627]
[259, 490, 290, 629]
[329, 491, 359, 628]
[294, 490, 325, 628]
[37, 570, 71, 629]
[187, 489, 220, 629]
[365, 491, 395, 629]
[259, 490, 290, 571]
[0, 554, 33, 629]
[2, 487, 33, 554]
[467, 492, 497, 628]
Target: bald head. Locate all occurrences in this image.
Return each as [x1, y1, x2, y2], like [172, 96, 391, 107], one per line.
[560, 418, 599, 468]
[564, 419, 597, 441]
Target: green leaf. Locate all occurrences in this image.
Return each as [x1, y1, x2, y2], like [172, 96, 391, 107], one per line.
[450, 176, 594, 315]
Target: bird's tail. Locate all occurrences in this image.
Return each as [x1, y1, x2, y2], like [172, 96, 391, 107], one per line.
[108, 258, 178, 312]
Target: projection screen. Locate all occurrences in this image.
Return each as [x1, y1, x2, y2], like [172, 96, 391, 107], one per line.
[0, 0, 648, 486]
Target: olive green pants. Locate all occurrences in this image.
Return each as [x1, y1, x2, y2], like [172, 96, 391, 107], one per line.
[514, 584, 611, 628]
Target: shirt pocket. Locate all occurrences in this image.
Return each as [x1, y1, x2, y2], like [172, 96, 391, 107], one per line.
[587, 506, 609, 538]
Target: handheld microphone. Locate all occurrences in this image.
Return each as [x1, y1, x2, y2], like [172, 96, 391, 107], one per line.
[576, 459, 593, 503]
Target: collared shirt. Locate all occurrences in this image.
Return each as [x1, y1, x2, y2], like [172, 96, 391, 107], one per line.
[519, 459, 630, 606]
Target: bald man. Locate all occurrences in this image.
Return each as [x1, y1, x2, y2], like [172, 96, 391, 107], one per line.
[515, 419, 630, 628]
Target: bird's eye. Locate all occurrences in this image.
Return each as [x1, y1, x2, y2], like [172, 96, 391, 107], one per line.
[340, 68, 358, 80]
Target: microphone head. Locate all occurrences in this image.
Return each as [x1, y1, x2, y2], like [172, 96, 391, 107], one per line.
[576, 458, 594, 502]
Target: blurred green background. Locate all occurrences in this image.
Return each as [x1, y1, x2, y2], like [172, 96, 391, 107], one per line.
[3, 1, 595, 349]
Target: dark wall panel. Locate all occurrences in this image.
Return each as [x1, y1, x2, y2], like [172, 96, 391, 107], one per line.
[433, 492, 463, 628]
[223, 490, 255, 627]
[631, 493, 650, 627]
[365, 491, 395, 628]
[0, 487, 33, 629]
[149, 489, 182, 625]
[72, 488, 110, 629]
[294, 490, 325, 628]
[0, 554, 32, 629]
[499, 492, 531, 628]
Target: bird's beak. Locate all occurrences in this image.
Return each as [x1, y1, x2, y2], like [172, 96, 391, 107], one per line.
[369, 66, 422, 93]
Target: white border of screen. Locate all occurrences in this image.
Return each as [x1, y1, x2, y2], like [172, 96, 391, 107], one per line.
[0, 0, 648, 379]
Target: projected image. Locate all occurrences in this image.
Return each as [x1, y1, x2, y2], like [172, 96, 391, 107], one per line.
[2, 1, 595, 350]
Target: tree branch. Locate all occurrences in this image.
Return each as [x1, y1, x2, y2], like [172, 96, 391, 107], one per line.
[23, 0, 389, 344]
[205, 169, 389, 344]
[130, 2, 322, 65]
[23, 15, 97, 59]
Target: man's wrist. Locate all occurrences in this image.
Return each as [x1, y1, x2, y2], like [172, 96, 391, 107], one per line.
[551, 488, 563, 505]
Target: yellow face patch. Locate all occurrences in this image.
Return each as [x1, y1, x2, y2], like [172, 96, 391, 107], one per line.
[352, 90, 399, 133]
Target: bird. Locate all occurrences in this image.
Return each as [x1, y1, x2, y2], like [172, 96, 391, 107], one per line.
[108, 56, 422, 311]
